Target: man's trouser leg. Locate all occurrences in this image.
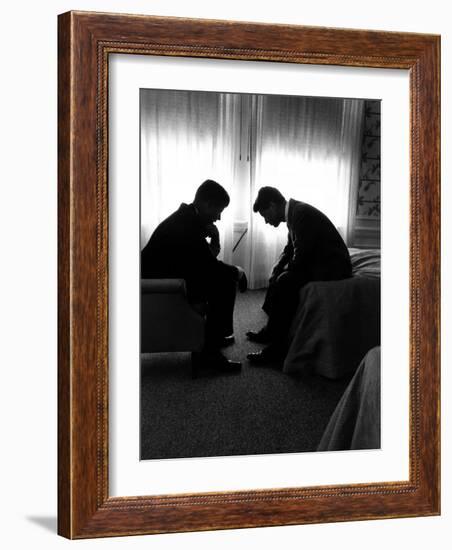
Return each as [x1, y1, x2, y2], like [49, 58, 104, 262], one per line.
[204, 264, 237, 349]
[265, 271, 302, 351]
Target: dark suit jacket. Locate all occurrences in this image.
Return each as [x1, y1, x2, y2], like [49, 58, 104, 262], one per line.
[274, 199, 352, 285]
[141, 203, 237, 301]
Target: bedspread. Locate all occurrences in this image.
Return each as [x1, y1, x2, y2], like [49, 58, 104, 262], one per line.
[283, 275, 380, 378]
[317, 346, 381, 451]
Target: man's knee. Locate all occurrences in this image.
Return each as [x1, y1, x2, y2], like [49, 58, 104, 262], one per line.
[271, 272, 303, 305]
[206, 266, 236, 301]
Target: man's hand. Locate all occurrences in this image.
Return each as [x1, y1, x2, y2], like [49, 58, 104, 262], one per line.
[269, 268, 281, 285]
[269, 258, 290, 285]
[235, 266, 248, 293]
[205, 223, 220, 241]
[206, 223, 221, 257]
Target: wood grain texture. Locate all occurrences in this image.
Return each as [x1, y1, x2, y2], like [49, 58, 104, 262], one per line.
[57, 11, 72, 538]
[57, 11, 440, 539]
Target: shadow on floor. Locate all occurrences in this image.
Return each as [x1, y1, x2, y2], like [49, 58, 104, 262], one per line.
[26, 516, 57, 534]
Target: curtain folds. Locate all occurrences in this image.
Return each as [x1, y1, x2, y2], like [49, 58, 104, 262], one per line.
[140, 90, 364, 288]
[248, 95, 364, 288]
[140, 89, 240, 259]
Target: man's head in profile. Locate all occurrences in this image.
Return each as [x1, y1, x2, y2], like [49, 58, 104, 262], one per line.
[253, 186, 287, 228]
[193, 179, 230, 225]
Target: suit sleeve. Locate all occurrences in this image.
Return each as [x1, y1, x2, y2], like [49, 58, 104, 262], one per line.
[188, 237, 238, 283]
[272, 234, 293, 274]
[287, 210, 317, 278]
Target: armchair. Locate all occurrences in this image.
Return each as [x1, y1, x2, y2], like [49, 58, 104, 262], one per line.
[141, 279, 205, 354]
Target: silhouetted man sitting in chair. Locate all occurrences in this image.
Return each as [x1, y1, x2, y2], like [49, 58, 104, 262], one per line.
[141, 179, 247, 374]
[247, 186, 352, 366]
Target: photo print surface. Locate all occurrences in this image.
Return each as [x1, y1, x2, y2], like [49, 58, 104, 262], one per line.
[139, 88, 381, 460]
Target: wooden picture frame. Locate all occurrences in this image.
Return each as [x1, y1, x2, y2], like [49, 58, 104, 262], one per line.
[58, 11, 440, 539]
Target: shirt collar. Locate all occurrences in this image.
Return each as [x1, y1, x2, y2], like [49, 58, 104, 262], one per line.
[284, 200, 290, 222]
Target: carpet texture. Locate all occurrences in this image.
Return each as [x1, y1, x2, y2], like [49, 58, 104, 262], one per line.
[140, 290, 350, 460]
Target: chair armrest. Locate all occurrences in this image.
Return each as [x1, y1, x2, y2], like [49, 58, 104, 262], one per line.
[141, 278, 186, 295]
[140, 278, 205, 353]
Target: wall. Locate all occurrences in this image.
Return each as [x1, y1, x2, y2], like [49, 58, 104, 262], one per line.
[0, 1, 450, 549]
[354, 100, 381, 248]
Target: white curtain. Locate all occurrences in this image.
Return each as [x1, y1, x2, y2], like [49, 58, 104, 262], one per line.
[248, 95, 364, 288]
[140, 89, 240, 263]
[141, 91, 364, 287]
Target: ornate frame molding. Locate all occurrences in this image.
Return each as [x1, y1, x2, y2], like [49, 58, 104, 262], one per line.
[58, 11, 440, 538]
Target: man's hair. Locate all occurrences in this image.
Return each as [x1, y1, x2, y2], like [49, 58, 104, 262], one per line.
[253, 186, 286, 212]
[194, 179, 230, 207]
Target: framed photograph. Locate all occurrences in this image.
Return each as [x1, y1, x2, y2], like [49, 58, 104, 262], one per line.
[58, 11, 440, 538]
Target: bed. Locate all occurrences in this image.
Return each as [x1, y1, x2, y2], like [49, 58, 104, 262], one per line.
[283, 248, 381, 379]
[317, 346, 381, 451]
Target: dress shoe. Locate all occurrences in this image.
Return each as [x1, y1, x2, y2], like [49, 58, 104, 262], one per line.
[247, 346, 284, 366]
[214, 357, 242, 373]
[218, 335, 235, 348]
[246, 327, 271, 344]
[193, 349, 241, 375]
[207, 335, 235, 348]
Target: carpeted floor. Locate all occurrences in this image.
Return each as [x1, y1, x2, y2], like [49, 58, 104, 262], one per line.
[140, 289, 350, 460]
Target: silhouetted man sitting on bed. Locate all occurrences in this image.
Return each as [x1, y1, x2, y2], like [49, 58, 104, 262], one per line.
[141, 179, 247, 374]
[247, 186, 352, 366]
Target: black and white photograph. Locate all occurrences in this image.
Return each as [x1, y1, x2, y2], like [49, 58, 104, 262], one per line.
[2, 0, 446, 546]
[139, 89, 381, 460]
